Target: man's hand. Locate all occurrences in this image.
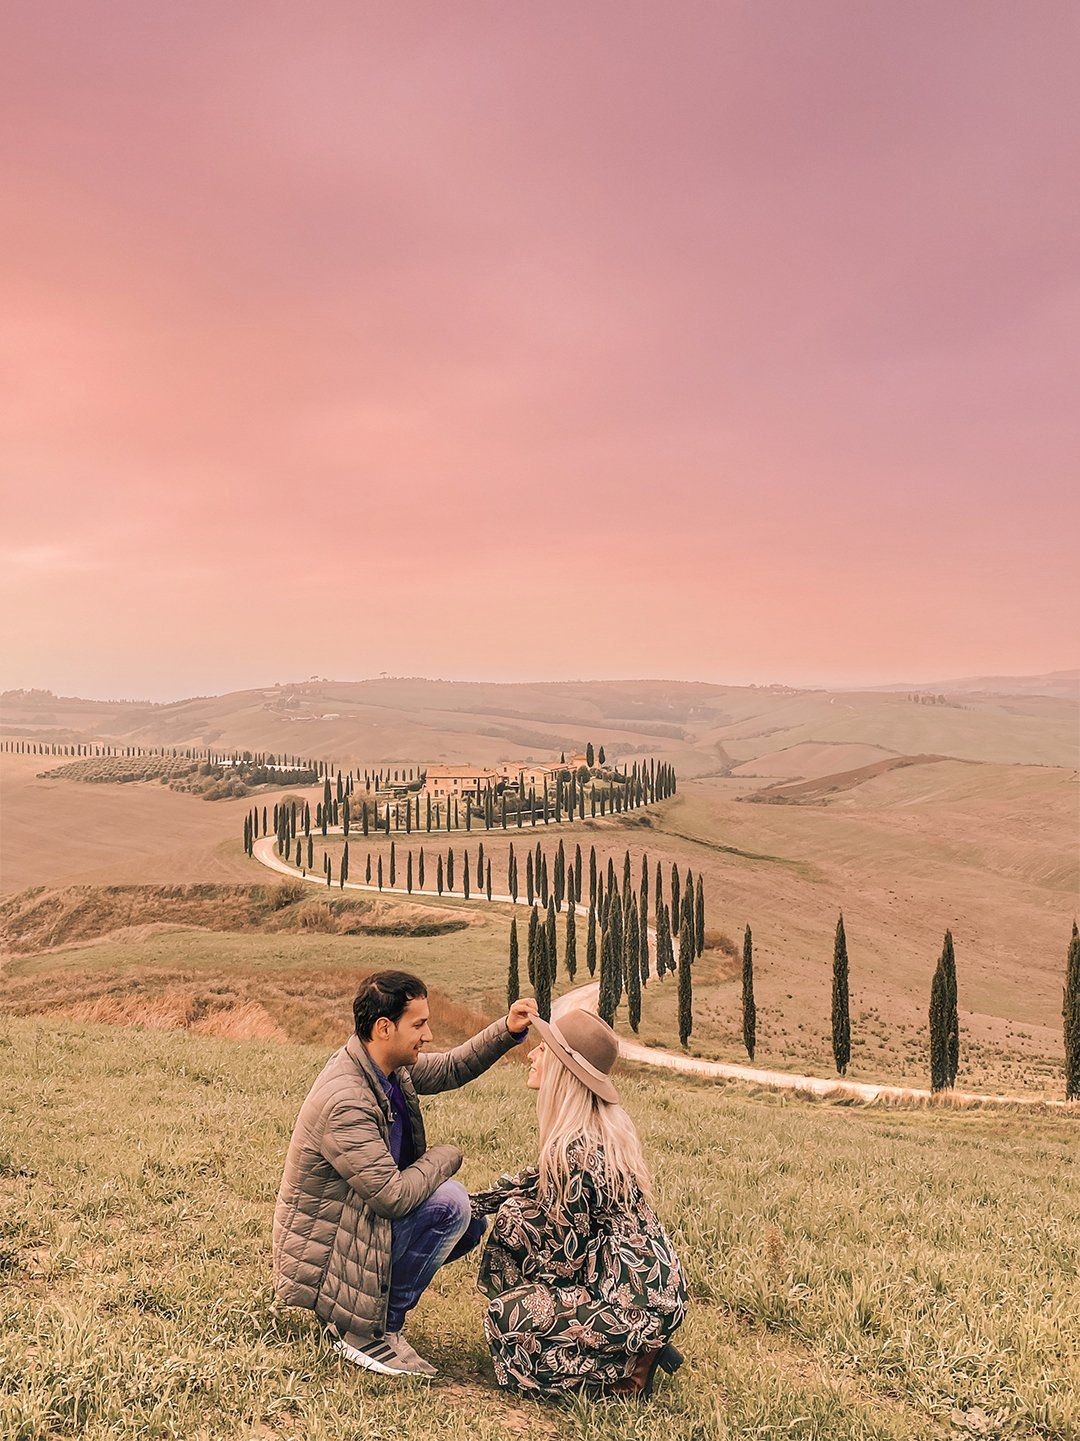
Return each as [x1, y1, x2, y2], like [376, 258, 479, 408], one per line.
[506, 997, 538, 1037]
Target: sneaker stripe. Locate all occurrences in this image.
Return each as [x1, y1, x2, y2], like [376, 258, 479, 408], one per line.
[331, 1335, 433, 1378]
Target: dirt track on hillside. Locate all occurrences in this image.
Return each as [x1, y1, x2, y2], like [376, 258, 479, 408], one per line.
[252, 835, 1071, 1110]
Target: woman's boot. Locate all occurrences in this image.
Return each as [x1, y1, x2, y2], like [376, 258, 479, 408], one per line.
[608, 1343, 684, 1399]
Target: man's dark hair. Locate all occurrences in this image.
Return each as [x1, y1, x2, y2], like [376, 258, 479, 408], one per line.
[353, 970, 428, 1039]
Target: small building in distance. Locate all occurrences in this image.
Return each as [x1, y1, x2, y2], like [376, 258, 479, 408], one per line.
[497, 761, 557, 791]
[422, 765, 500, 800]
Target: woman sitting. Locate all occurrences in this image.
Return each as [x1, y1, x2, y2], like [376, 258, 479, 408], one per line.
[469, 1009, 688, 1399]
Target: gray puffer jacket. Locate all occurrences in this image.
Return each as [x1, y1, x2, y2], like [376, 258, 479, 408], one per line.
[273, 1017, 522, 1347]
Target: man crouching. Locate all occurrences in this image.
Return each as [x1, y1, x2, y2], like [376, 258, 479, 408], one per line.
[273, 969, 537, 1378]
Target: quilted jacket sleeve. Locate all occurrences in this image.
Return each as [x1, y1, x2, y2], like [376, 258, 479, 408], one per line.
[409, 1016, 526, 1095]
[322, 1097, 462, 1219]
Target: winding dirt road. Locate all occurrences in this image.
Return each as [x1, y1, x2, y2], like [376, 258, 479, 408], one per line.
[252, 833, 1070, 1111]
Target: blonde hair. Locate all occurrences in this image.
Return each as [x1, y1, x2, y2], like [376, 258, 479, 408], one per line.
[536, 1046, 653, 1217]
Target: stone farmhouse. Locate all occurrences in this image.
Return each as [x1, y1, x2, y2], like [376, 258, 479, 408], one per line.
[421, 751, 599, 802]
[422, 765, 501, 800]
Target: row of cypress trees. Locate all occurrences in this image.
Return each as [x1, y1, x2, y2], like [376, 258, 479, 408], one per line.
[506, 846, 705, 1042]
[5, 738, 325, 768]
[252, 810, 1079, 1100]
[326, 756, 678, 835]
[738, 916, 1080, 1098]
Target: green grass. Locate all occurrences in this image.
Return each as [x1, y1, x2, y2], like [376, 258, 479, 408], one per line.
[0, 1016, 1077, 1440]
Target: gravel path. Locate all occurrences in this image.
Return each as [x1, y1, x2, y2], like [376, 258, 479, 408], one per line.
[252, 834, 1069, 1110]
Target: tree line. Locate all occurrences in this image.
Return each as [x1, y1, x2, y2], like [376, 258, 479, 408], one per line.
[507, 847, 705, 1036]
[737, 913, 1080, 1101]
[245, 802, 1080, 1103]
[240, 755, 677, 841]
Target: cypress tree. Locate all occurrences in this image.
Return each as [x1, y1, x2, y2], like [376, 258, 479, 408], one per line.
[623, 849, 631, 897]
[437, 855, 444, 895]
[508, 842, 517, 901]
[832, 912, 851, 1075]
[609, 891, 624, 1007]
[695, 874, 704, 957]
[678, 917, 694, 1048]
[742, 924, 756, 1060]
[586, 741, 594, 767]
[1065, 920, 1080, 1102]
[671, 864, 680, 931]
[598, 745, 605, 764]
[377, 855, 383, 890]
[598, 919, 616, 1026]
[535, 923, 552, 1020]
[929, 930, 959, 1091]
[507, 918, 520, 1007]
[625, 897, 641, 1032]
[418, 847, 425, 889]
[528, 904, 539, 986]
[944, 930, 959, 1087]
[545, 898, 557, 983]
[447, 847, 455, 891]
[307, 835, 314, 870]
[683, 868, 694, 953]
[343, 796, 351, 837]
[407, 851, 413, 893]
[486, 859, 492, 901]
[589, 846, 597, 903]
[464, 851, 471, 900]
[389, 840, 396, 887]
[586, 900, 597, 977]
[565, 902, 577, 981]
[540, 854, 549, 907]
[639, 854, 650, 982]
[365, 853, 371, 884]
[554, 840, 565, 910]
[526, 852, 534, 906]
[341, 840, 349, 888]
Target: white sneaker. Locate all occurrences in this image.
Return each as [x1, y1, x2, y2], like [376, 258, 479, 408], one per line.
[386, 1331, 439, 1378]
[329, 1331, 429, 1377]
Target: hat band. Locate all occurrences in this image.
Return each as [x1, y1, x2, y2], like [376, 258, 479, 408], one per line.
[547, 1022, 615, 1085]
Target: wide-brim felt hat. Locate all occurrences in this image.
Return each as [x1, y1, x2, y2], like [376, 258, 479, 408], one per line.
[531, 1009, 621, 1105]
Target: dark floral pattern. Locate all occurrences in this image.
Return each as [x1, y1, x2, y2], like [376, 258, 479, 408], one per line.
[470, 1145, 687, 1396]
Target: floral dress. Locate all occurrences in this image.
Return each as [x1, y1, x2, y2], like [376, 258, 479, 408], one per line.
[469, 1144, 688, 1396]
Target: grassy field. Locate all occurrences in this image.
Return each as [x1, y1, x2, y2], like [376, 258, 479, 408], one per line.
[0, 1015, 1076, 1441]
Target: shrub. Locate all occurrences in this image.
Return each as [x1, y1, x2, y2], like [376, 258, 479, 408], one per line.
[269, 880, 305, 911]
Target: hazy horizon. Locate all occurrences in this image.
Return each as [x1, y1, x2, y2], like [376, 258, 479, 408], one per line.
[2, 665, 1077, 709]
[2, 3, 1078, 701]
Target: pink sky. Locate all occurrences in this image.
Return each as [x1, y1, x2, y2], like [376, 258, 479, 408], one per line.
[1, 3, 1077, 701]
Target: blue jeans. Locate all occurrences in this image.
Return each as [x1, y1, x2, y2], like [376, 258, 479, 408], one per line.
[386, 1180, 487, 1332]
